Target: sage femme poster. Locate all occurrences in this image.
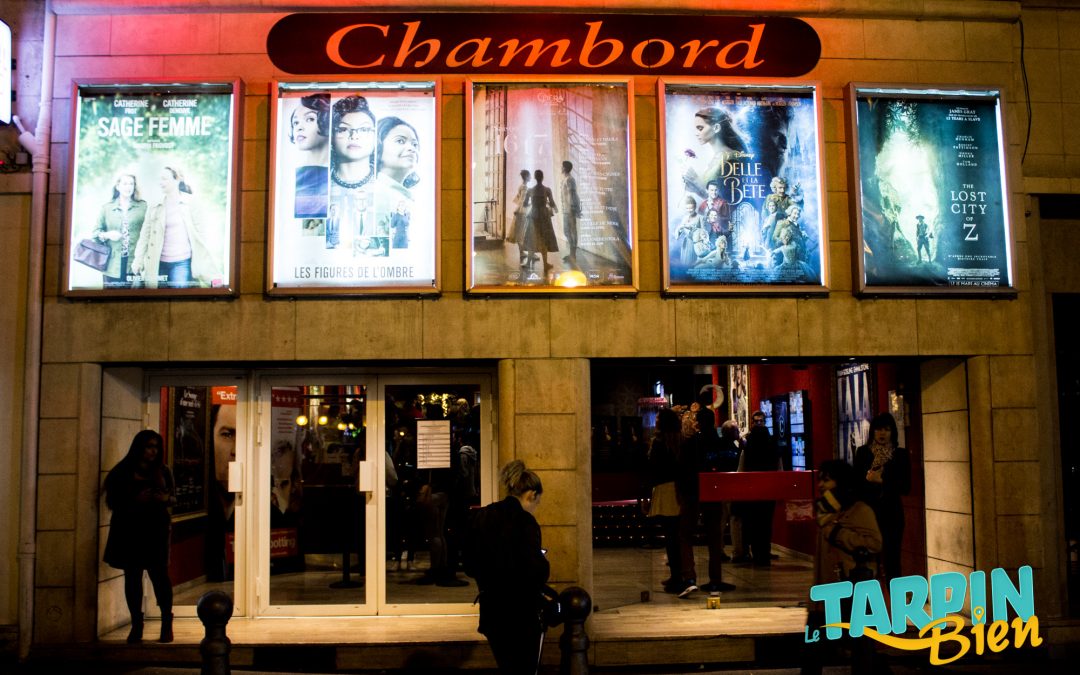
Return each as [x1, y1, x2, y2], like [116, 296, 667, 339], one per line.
[469, 81, 635, 292]
[852, 87, 1013, 292]
[661, 84, 825, 291]
[269, 82, 438, 294]
[65, 83, 237, 294]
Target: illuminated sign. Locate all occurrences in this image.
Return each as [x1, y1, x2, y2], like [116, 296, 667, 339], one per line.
[267, 80, 440, 295]
[268, 14, 820, 77]
[848, 85, 1015, 295]
[63, 82, 241, 297]
[1, 20, 10, 123]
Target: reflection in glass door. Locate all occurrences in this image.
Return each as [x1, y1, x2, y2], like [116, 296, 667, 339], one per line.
[148, 378, 247, 618]
[263, 383, 374, 612]
[382, 381, 487, 611]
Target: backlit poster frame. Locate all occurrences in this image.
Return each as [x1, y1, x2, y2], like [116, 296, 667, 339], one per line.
[847, 84, 1015, 295]
[62, 80, 241, 298]
[466, 77, 637, 294]
[659, 80, 828, 294]
[267, 79, 441, 295]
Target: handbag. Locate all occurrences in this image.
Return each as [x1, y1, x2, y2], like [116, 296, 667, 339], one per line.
[73, 237, 111, 272]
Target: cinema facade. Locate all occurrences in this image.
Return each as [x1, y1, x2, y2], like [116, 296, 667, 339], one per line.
[1, 0, 1078, 664]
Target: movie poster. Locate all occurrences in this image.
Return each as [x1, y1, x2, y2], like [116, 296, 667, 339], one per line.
[269, 82, 438, 293]
[169, 386, 209, 517]
[661, 83, 826, 291]
[64, 83, 238, 295]
[836, 362, 872, 465]
[728, 364, 749, 435]
[468, 81, 635, 292]
[852, 87, 1013, 292]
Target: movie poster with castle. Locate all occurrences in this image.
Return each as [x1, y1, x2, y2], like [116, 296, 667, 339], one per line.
[64, 82, 239, 296]
[850, 86, 1014, 294]
[660, 82, 826, 292]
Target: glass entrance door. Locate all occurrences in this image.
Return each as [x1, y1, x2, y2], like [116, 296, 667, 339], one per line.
[379, 376, 492, 614]
[146, 375, 249, 619]
[257, 379, 376, 615]
[253, 372, 493, 616]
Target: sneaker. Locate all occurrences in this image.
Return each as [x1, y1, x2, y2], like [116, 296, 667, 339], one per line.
[676, 581, 698, 599]
[701, 581, 736, 593]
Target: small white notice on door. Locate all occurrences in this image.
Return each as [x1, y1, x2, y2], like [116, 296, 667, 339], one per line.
[417, 420, 451, 469]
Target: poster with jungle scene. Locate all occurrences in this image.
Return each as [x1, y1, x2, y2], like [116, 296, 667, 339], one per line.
[850, 86, 1014, 294]
[660, 82, 827, 293]
[64, 82, 239, 296]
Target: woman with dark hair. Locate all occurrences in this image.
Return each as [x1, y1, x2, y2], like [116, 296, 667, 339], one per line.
[330, 95, 378, 256]
[132, 165, 217, 288]
[683, 106, 748, 199]
[92, 172, 147, 288]
[853, 412, 911, 581]
[331, 95, 377, 190]
[102, 430, 175, 643]
[466, 459, 549, 674]
[646, 408, 683, 593]
[523, 169, 559, 275]
[375, 115, 420, 252]
[290, 93, 330, 218]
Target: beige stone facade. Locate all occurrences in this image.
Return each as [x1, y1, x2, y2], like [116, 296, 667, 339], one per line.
[1, 0, 1078, 648]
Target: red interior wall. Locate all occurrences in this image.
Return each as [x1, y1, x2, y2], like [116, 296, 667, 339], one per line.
[745, 363, 834, 555]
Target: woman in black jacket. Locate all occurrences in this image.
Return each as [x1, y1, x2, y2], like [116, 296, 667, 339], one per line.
[853, 413, 911, 581]
[470, 460, 549, 674]
[102, 430, 175, 643]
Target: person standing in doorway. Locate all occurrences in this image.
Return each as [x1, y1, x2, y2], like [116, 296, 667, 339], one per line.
[103, 430, 175, 643]
[853, 412, 911, 581]
[738, 413, 783, 566]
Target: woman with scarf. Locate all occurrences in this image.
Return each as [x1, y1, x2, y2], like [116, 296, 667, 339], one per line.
[853, 413, 911, 581]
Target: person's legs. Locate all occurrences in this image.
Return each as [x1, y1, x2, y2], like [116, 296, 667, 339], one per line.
[660, 515, 681, 588]
[487, 626, 543, 675]
[123, 568, 144, 643]
[702, 503, 726, 584]
[147, 564, 173, 643]
[160, 258, 192, 287]
[676, 501, 698, 595]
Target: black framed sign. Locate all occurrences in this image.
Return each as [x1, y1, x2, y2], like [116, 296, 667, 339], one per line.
[848, 84, 1015, 295]
[466, 78, 636, 293]
[63, 81, 241, 297]
[267, 80, 440, 295]
[659, 80, 827, 293]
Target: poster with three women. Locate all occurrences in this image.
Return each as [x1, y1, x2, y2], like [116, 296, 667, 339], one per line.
[268, 82, 438, 294]
[64, 82, 239, 296]
[660, 82, 827, 292]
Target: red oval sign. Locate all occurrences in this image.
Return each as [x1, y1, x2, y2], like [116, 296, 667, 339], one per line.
[268, 13, 820, 77]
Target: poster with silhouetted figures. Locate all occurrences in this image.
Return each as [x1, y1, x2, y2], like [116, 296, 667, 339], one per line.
[849, 85, 1014, 294]
[467, 79, 636, 292]
[268, 81, 439, 295]
[660, 81, 827, 293]
[64, 82, 239, 297]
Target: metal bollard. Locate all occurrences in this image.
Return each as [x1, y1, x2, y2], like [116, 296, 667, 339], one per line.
[197, 590, 234, 675]
[558, 586, 591, 675]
